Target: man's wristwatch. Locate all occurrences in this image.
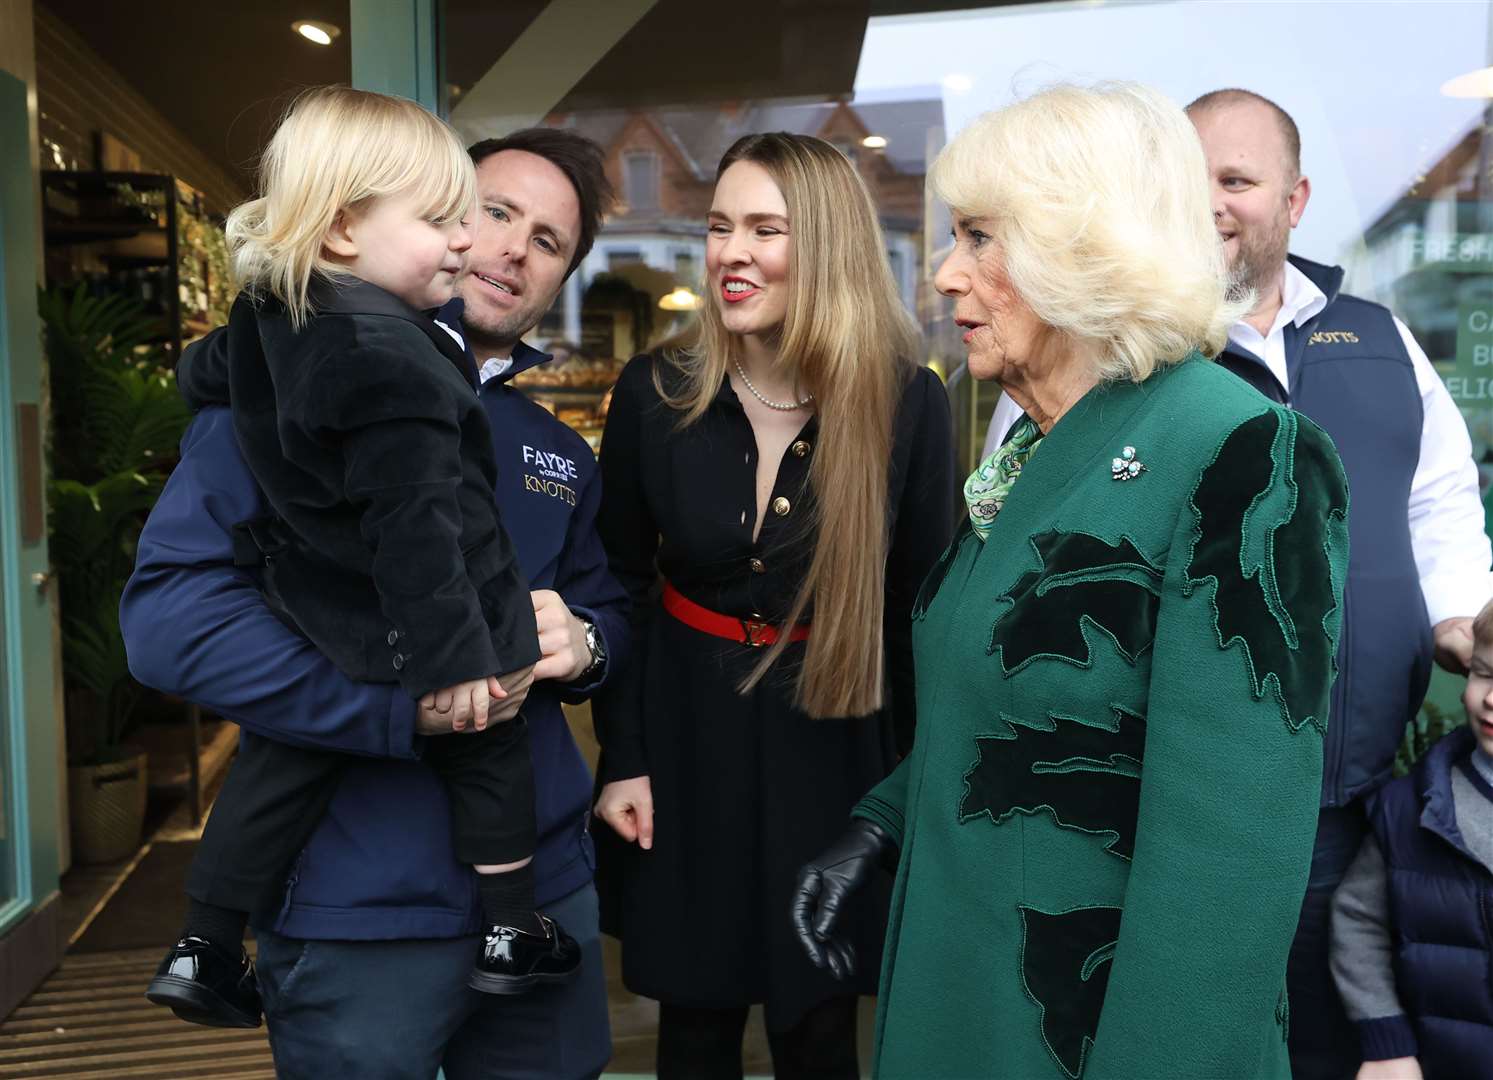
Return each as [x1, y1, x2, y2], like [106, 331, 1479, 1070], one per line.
[576, 618, 607, 682]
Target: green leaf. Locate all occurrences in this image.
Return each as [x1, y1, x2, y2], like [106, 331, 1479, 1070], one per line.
[39, 283, 191, 759]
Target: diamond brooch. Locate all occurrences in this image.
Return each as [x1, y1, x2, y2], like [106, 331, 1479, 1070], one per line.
[1111, 445, 1146, 482]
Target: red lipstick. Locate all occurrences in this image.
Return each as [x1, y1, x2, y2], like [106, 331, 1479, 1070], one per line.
[721, 275, 761, 304]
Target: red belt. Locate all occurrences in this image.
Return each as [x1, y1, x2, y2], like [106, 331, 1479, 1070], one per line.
[662, 582, 810, 648]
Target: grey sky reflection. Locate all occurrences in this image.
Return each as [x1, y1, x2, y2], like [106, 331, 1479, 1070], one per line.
[855, 0, 1491, 264]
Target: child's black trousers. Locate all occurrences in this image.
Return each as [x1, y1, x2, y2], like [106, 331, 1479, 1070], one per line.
[186, 717, 535, 913]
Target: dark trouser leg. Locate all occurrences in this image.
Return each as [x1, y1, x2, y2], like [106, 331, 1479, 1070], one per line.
[656, 1003, 750, 1080]
[186, 731, 345, 911]
[255, 928, 472, 1080]
[422, 718, 536, 866]
[766, 996, 860, 1080]
[442, 884, 612, 1080]
[1287, 803, 1369, 1080]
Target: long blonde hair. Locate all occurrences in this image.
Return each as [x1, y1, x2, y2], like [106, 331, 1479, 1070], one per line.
[660, 133, 918, 718]
[227, 85, 476, 328]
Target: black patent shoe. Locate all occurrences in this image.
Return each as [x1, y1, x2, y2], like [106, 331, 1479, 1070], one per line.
[145, 935, 263, 1028]
[469, 915, 581, 995]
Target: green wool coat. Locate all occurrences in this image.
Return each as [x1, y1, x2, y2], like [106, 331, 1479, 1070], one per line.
[855, 357, 1350, 1080]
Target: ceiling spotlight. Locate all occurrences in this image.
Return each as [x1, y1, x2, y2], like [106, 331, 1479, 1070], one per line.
[1441, 66, 1493, 98]
[292, 20, 341, 46]
[862, 135, 888, 150]
[942, 73, 973, 96]
[658, 286, 701, 312]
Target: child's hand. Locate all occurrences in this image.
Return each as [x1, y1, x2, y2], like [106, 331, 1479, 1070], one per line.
[1357, 1058, 1422, 1080]
[594, 776, 655, 849]
[417, 668, 532, 734]
[419, 677, 494, 731]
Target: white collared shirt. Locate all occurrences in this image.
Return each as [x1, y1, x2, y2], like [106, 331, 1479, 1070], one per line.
[434, 318, 512, 385]
[981, 262, 1493, 625]
[478, 356, 513, 384]
[1225, 260, 1328, 391]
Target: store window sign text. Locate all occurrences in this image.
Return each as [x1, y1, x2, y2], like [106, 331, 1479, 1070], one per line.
[1445, 301, 1493, 404]
[1409, 233, 1493, 273]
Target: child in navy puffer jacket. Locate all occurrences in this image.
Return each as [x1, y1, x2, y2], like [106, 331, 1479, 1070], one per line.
[1330, 599, 1493, 1080]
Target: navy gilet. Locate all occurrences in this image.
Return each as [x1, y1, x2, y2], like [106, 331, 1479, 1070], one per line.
[1364, 727, 1493, 1078]
[1219, 255, 1431, 807]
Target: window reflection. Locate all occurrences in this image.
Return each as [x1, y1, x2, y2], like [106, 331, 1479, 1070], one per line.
[1352, 111, 1493, 509]
[501, 91, 947, 447]
[444, 2, 1490, 488]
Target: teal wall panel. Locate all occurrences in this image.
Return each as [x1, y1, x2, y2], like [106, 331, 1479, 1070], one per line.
[350, 0, 442, 113]
[0, 68, 62, 926]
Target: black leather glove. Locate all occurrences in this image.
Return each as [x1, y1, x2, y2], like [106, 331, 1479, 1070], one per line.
[790, 818, 896, 980]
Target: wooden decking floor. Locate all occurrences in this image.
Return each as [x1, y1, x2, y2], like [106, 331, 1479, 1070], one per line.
[0, 938, 802, 1079]
[0, 704, 871, 1077]
[0, 946, 274, 1078]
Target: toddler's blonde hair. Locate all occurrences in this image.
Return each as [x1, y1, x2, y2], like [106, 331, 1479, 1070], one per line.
[1473, 598, 1493, 653]
[227, 85, 476, 328]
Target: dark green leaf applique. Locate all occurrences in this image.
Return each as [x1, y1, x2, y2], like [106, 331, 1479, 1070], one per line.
[1185, 410, 1349, 735]
[913, 518, 974, 621]
[1019, 904, 1123, 1079]
[989, 531, 1163, 675]
[958, 708, 1145, 859]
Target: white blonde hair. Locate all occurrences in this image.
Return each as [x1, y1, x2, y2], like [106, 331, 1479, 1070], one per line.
[227, 85, 476, 328]
[930, 82, 1248, 382]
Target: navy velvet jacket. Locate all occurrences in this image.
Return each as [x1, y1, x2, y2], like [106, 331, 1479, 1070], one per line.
[122, 322, 629, 937]
[177, 281, 541, 699]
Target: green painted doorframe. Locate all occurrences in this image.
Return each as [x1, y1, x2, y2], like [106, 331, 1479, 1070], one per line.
[0, 69, 62, 932]
[350, 0, 442, 113]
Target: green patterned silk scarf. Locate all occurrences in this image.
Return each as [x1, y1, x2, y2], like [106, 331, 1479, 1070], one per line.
[964, 415, 1043, 542]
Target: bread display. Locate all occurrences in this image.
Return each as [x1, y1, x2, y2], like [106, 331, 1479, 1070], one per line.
[513, 353, 624, 454]
[513, 354, 625, 390]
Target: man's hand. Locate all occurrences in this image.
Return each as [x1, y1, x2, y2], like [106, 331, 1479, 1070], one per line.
[531, 590, 592, 682]
[1356, 1057, 1422, 1080]
[487, 664, 534, 723]
[416, 665, 533, 735]
[595, 776, 654, 849]
[1433, 616, 1474, 675]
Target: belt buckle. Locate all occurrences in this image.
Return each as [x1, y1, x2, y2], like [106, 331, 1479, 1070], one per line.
[740, 617, 770, 648]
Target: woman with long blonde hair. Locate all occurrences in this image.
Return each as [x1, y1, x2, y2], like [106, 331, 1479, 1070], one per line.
[591, 132, 956, 1077]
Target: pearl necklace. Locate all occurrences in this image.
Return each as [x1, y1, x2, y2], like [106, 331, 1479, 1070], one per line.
[732, 358, 813, 411]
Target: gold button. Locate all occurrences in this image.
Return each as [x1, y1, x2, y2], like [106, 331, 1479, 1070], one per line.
[750, 557, 766, 574]
[772, 496, 791, 516]
[791, 440, 810, 457]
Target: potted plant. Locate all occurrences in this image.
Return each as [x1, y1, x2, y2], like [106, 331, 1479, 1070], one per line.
[41, 284, 191, 862]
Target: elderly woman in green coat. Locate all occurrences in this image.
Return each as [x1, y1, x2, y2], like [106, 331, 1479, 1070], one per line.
[792, 82, 1351, 1079]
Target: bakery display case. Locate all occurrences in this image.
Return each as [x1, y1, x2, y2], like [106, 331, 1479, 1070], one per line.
[512, 352, 628, 452]
[517, 276, 671, 452]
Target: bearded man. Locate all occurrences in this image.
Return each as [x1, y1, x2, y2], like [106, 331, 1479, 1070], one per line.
[1188, 88, 1492, 1080]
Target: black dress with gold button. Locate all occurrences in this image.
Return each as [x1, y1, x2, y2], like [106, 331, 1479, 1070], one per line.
[592, 352, 956, 1032]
